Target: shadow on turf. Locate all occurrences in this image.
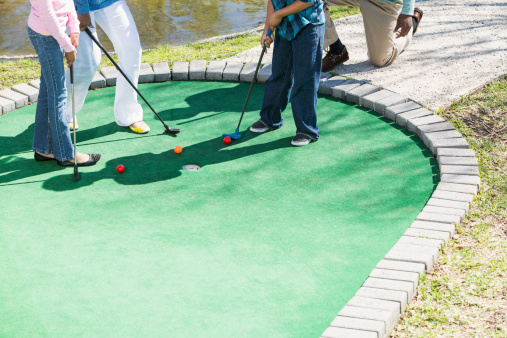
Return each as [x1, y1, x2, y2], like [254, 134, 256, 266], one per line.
[0, 123, 69, 186]
[0, 122, 173, 187]
[1, 92, 439, 194]
[0, 123, 34, 157]
[155, 83, 263, 125]
[41, 131, 293, 191]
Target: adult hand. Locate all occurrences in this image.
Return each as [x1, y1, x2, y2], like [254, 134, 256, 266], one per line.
[65, 49, 77, 68]
[77, 13, 94, 31]
[394, 14, 413, 38]
[70, 33, 79, 48]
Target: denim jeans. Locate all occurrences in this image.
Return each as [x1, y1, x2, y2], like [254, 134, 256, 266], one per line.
[259, 23, 325, 140]
[28, 26, 73, 162]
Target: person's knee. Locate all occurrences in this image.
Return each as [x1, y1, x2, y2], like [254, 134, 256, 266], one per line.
[369, 52, 392, 67]
[370, 58, 388, 67]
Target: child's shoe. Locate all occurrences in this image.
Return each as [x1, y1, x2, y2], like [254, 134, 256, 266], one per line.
[249, 120, 271, 133]
[291, 134, 314, 147]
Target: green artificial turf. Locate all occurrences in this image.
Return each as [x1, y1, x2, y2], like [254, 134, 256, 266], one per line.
[0, 81, 438, 337]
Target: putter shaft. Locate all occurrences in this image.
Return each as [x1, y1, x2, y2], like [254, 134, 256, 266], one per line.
[84, 28, 180, 135]
[223, 28, 272, 139]
[235, 44, 267, 130]
[70, 65, 79, 181]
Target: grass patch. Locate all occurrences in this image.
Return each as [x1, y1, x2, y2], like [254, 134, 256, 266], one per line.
[392, 75, 507, 337]
[0, 58, 40, 91]
[329, 6, 360, 19]
[106, 32, 260, 68]
[0, 33, 260, 90]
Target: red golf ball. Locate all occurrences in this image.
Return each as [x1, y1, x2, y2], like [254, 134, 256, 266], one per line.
[223, 136, 232, 145]
[116, 164, 125, 173]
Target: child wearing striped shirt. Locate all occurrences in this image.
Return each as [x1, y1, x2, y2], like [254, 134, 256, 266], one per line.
[250, 0, 325, 147]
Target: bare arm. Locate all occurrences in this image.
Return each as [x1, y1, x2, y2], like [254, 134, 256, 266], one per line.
[262, 1, 315, 49]
[270, 0, 314, 28]
[260, 0, 275, 49]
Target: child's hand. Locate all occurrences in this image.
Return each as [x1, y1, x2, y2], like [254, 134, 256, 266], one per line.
[261, 32, 274, 50]
[65, 49, 77, 68]
[70, 33, 80, 48]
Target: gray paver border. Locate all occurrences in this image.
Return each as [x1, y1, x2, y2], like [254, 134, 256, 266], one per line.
[2, 61, 479, 338]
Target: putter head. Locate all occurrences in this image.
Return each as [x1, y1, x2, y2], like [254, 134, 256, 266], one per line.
[223, 129, 241, 140]
[73, 168, 80, 181]
[165, 127, 181, 135]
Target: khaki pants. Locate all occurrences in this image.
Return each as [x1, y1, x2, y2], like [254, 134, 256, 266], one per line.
[324, 0, 412, 66]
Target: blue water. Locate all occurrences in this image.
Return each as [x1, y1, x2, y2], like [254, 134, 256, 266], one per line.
[0, 0, 267, 56]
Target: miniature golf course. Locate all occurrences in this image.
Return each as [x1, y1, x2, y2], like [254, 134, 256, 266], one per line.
[0, 81, 438, 337]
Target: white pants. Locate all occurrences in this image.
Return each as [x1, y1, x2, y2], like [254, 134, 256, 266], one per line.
[65, 0, 143, 127]
[324, 0, 412, 66]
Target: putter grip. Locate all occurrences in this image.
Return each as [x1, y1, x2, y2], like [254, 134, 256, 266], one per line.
[264, 28, 273, 47]
[70, 65, 74, 83]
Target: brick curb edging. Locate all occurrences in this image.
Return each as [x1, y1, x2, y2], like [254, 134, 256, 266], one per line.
[1, 61, 480, 338]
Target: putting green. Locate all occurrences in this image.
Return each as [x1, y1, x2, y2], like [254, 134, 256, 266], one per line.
[0, 81, 438, 337]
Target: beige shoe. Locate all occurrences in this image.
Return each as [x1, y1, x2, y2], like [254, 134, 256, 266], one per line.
[69, 121, 78, 131]
[68, 115, 78, 131]
[129, 121, 150, 134]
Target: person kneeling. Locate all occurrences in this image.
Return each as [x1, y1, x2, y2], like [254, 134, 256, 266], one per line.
[321, 0, 423, 71]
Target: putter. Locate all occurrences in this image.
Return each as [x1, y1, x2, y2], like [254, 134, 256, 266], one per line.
[70, 65, 79, 181]
[84, 28, 180, 135]
[223, 28, 272, 140]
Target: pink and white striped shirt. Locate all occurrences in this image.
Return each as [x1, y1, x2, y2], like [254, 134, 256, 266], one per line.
[28, 0, 80, 53]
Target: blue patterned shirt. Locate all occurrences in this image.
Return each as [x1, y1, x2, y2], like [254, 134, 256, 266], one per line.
[272, 0, 325, 41]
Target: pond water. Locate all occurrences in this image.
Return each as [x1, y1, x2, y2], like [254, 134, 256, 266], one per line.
[0, 0, 267, 56]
